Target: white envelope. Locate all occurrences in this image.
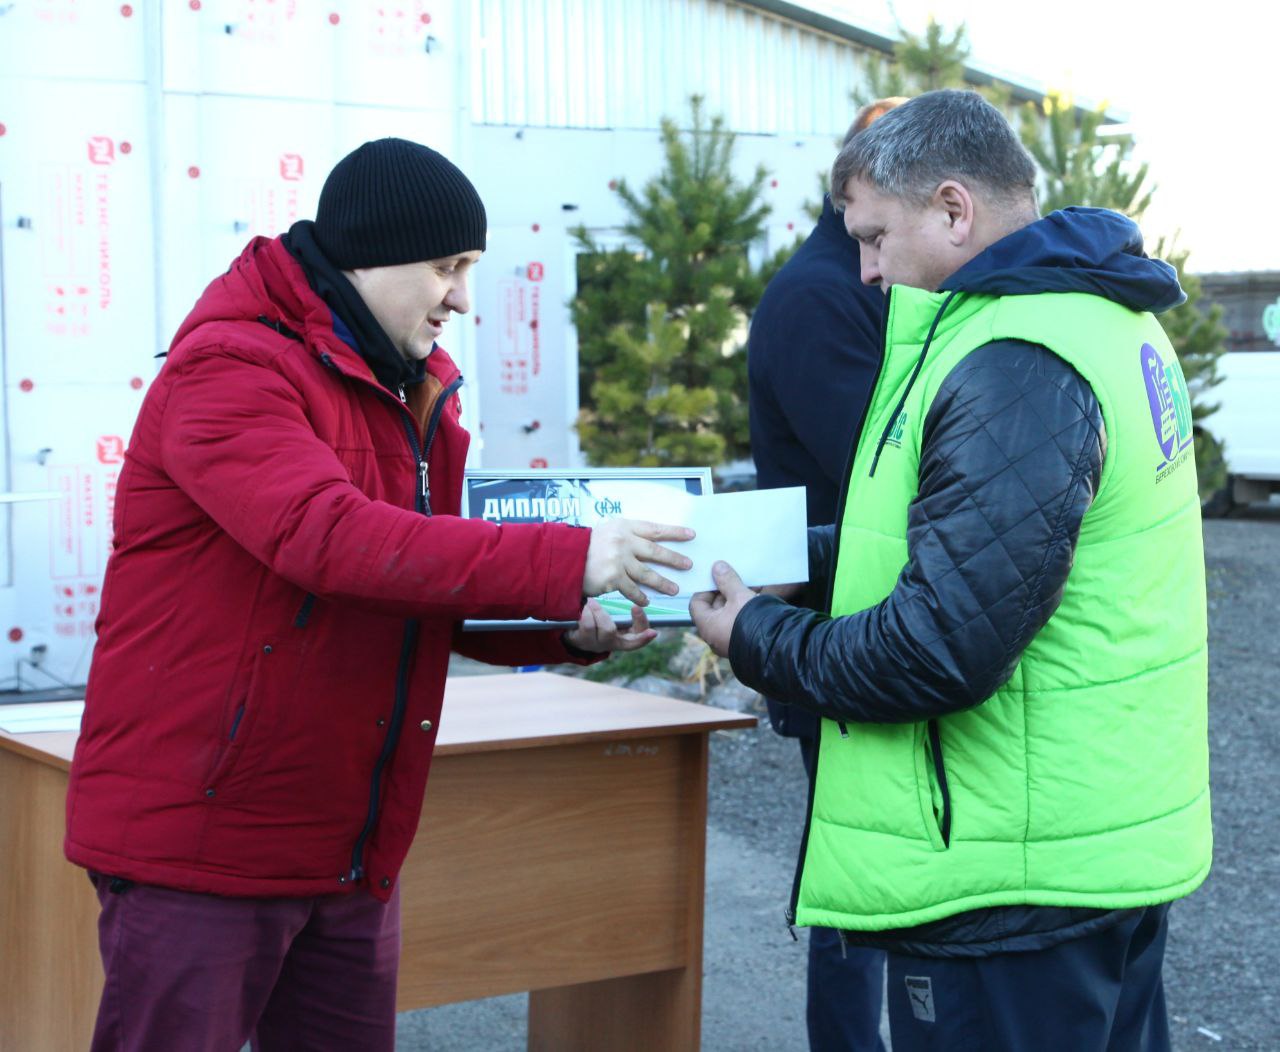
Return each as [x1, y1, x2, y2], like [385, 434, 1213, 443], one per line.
[639, 486, 809, 599]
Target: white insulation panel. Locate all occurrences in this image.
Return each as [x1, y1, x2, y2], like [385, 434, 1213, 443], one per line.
[0, 78, 158, 384]
[471, 224, 576, 468]
[0, 0, 146, 83]
[1, 381, 147, 692]
[161, 0, 458, 108]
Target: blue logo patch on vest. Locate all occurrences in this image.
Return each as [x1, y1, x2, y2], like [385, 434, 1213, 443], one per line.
[1141, 343, 1193, 481]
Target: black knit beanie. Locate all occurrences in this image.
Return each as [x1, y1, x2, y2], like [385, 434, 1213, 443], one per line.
[313, 138, 487, 268]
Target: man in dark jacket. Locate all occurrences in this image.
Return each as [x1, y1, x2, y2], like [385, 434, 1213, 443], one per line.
[748, 98, 904, 1052]
[65, 139, 693, 1051]
[693, 92, 1209, 1052]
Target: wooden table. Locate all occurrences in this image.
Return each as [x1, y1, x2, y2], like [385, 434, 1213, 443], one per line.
[0, 672, 753, 1051]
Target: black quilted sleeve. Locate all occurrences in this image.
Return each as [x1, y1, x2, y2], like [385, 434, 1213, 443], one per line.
[728, 340, 1106, 723]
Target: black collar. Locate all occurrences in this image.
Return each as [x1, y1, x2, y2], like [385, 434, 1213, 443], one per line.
[283, 220, 419, 393]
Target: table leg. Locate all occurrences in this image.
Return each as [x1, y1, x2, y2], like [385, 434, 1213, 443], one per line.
[0, 751, 101, 1052]
[527, 733, 708, 1051]
[528, 964, 701, 1051]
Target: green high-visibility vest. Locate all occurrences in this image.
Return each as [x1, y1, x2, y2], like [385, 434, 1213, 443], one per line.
[796, 287, 1211, 932]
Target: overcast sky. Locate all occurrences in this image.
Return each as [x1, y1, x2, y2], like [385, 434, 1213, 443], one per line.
[813, 1, 1278, 274]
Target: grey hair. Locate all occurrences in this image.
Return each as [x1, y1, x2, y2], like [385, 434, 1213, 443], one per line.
[830, 89, 1037, 210]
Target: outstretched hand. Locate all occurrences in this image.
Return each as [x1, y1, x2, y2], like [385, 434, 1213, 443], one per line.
[563, 598, 657, 654]
[582, 518, 695, 607]
[689, 561, 757, 658]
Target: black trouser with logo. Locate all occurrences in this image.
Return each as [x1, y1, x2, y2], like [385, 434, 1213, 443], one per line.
[885, 903, 1171, 1052]
[799, 735, 887, 1052]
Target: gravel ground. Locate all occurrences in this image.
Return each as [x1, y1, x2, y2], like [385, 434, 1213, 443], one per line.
[1160, 508, 1280, 1051]
[401, 508, 1280, 1050]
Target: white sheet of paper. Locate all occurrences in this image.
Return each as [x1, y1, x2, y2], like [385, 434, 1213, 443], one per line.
[0, 700, 84, 734]
[640, 487, 809, 598]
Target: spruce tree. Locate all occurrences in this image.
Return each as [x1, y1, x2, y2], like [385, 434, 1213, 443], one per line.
[819, 18, 1008, 222]
[856, 18, 1010, 108]
[860, 16, 970, 100]
[851, 25, 1227, 496]
[571, 97, 775, 468]
[1019, 95, 1227, 494]
[1019, 92, 1153, 217]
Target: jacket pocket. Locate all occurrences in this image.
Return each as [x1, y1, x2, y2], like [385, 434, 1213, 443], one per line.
[917, 719, 953, 850]
[202, 647, 266, 793]
[293, 593, 317, 629]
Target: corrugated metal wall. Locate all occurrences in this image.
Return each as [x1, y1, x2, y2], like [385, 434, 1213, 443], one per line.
[470, 0, 876, 136]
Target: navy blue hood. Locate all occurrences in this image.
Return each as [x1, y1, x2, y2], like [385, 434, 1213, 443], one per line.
[939, 207, 1185, 314]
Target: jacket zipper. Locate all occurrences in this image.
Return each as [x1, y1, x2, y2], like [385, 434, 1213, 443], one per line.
[785, 291, 964, 922]
[785, 290, 894, 928]
[867, 290, 960, 479]
[347, 374, 463, 883]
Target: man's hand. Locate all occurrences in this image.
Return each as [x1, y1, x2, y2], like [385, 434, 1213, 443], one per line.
[583, 518, 695, 607]
[689, 561, 757, 658]
[563, 599, 656, 654]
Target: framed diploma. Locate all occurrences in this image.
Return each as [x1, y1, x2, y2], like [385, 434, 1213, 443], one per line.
[459, 467, 713, 630]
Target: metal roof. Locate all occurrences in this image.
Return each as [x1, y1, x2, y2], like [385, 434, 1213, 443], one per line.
[738, 0, 1118, 117]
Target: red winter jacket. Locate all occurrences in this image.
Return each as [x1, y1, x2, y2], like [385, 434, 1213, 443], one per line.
[65, 236, 594, 901]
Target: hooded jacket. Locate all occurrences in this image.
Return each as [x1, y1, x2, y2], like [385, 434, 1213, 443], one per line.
[730, 208, 1208, 953]
[748, 197, 884, 741]
[65, 235, 593, 901]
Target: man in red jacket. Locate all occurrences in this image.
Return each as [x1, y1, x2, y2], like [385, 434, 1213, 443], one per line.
[65, 138, 692, 1051]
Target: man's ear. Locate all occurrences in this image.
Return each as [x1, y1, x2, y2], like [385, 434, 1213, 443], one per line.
[934, 181, 974, 246]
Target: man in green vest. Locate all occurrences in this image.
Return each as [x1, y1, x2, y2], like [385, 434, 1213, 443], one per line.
[692, 89, 1209, 1052]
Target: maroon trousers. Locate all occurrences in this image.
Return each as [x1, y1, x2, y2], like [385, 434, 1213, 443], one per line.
[88, 873, 401, 1052]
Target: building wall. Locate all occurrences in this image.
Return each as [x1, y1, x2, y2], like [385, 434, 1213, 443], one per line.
[470, 0, 876, 135]
[465, 122, 847, 469]
[0, 0, 1044, 688]
[460, 2, 1057, 469]
[464, 0, 890, 468]
[0, 0, 469, 690]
